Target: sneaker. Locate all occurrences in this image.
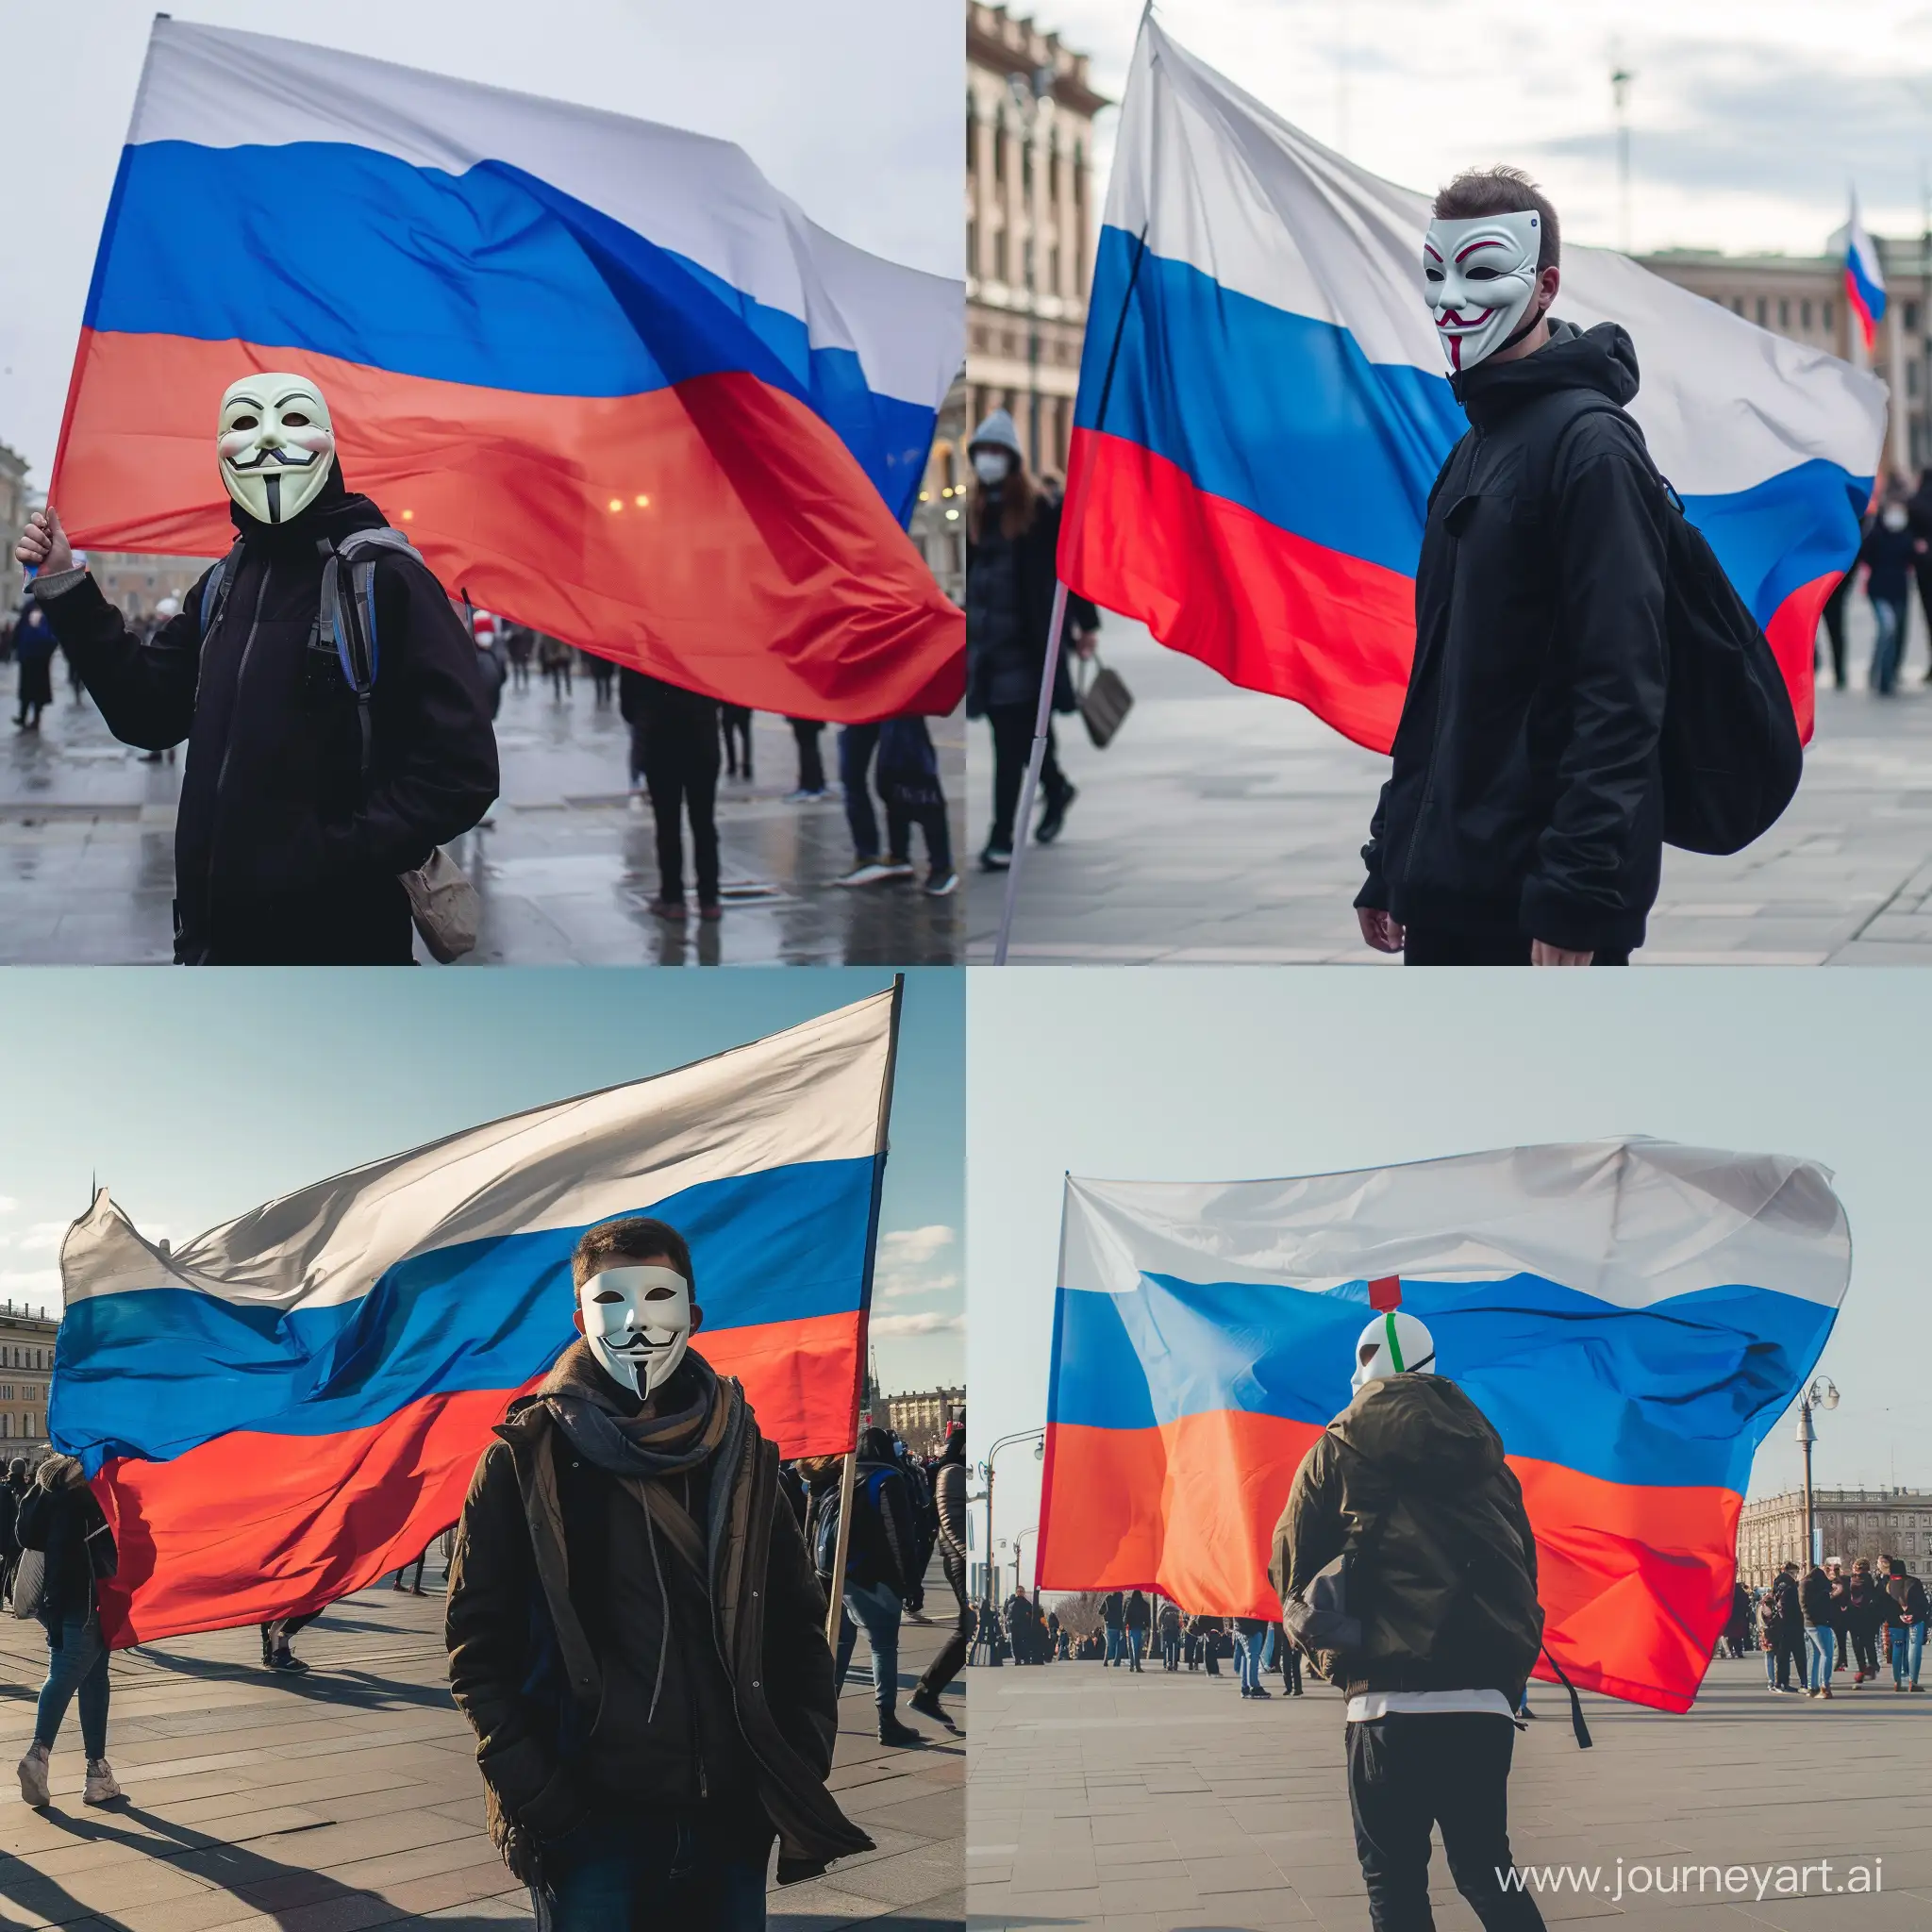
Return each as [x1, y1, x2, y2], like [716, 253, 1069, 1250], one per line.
[904, 1607, 932, 1624]
[1250, 1685, 1272, 1699]
[697, 903, 723, 923]
[908, 1687, 959, 1733]
[1036, 784, 1078, 845]
[978, 844, 1012, 873]
[17, 1743, 49, 1809]
[83, 1759, 123, 1806]
[1915, 1683, 1927, 1693]
[877, 1714, 924, 1748]
[1820, 1687, 1833, 1699]
[924, 870, 959, 897]
[270, 1651, 309, 1674]
[835, 858, 891, 887]
[646, 896, 687, 921]
[782, 788, 828, 804]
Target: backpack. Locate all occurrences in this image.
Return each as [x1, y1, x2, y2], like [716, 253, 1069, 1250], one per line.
[874, 717, 942, 813]
[812, 1466, 895, 1583]
[196, 527, 480, 960]
[1518, 391, 1804, 857]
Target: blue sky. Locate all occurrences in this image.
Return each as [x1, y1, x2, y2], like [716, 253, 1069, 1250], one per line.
[970, 970, 1923, 1578]
[0, 967, 962, 1391]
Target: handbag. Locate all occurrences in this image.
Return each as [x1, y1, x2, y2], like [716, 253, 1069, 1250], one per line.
[402, 848, 481, 963]
[1074, 653, 1134, 750]
[10, 1548, 44, 1622]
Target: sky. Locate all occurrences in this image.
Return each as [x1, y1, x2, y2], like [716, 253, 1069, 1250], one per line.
[1030, 0, 1932, 263]
[0, 967, 962, 1391]
[969, 970, 1924, 1587]
[0, 0, 961, 487]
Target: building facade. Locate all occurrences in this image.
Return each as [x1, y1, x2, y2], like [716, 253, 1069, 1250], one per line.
[83, 552, 213, 625]
[0, 442, 30, 625]
[1637, 234, 1932, 476]
[910, 375, 969, 603]
[885, 1384, 966, 1457]
[0, 1304, 58, 1457]
[1737, 1486, 1932, 1587]
[966, 3, 1108, 481]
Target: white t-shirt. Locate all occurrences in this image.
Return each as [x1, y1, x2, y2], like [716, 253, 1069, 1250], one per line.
[1345, 1688, 1518, 1723]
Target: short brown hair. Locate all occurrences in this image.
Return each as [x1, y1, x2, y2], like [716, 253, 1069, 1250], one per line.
[1432, 167, 1559, 275]
[572, 1216, 692, 1291]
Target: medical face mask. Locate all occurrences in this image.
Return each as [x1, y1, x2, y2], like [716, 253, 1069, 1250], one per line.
[577, 1263, 693, 1397]
[1422, 210, 1545, 374]
[1350, 1310, 1438, 1393]
[217, 374, 337, 525]
[1883, 504, 1909, 532]
[972, 449, 1012, 486]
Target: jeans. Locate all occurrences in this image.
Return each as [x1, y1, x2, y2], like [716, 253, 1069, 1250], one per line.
[1104, 1624, 1124, 1664]
[1891, 1622, 1925, 1687]
[1236, 1627, 1267, 1691]
[888, 800, 953, 875]
[1347, 1714, 1545, 1931]
[1160, 1633, 1180, 1671]
[834, 1577, 903, 1715]
[986, 705, 1068, 851]
[1126, 1627, 1147, 1669]
[1871, 594, 1907, 694]
[839, 724, 882, 858]
[1805, 1624, 1835, 1690]
[36, 1614, 109, 1760]
[544, 1815, 766, 1931]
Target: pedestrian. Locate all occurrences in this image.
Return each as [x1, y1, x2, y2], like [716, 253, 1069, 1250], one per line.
[618, 670, 724, 923]
[1847, 1559, 1883, 1685]
[391, 1548, 427, 1594]
[720, 706, 754, 781]
[1859, 488, 1919, 695]
[847, 718, 958, 898]
[1233, 1614, 1273, 1700]
[1124, 1588, 1151, 1672]
[1274, 1309, 1547, 1932]
[1769, 1563, 1805, 1692]
[583, 648, 615, 705]
[1799, 1562, 1835, 1697]
[1158, 1598, 1182, 1672]
[1100, 1590, 1124, 1666]
[15, 1455, 123, 1808]
[1818, 567, 1853, 691]
[1758, 1575, 1783, 1689]
[505, 621, 533, 691]
[1907, 470, 1932, 679]
[1825, 1560, 1851, 1675]
[829, 1425, 926, 1746]
[1725, 1580, 1752, 1660]
[11, 599, 56, 731]
[1885, 1559, 1928, 1691]
[538, 632, 574, 697]
[0, 1468, 19, 1607]
[783, 719, 829, 802]
[909, 1418, 965, 1732]
[13, 375, 498, 965]
[1357, 168, 1669, 968]
[446, 1213, 871, 1924]
[1277, 1621, 1304, 1696]
[963, 408, 1096, 872]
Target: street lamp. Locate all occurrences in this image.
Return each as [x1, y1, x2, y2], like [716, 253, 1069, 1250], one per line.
[1014, 1524, 1040, 1602]
[1797, 1375, 1840, 1567]
[1008, 64, 1057, 472]
[981, 1427, 1045, 1617]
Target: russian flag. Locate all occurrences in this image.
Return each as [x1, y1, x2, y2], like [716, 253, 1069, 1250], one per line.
[1845, 193, 1888, 357]
[1037, 1140, 1851, 1713]
[54, 989, 901, 1647]
[1060, 20, 1887, 753]
[51, 19, 963, 724]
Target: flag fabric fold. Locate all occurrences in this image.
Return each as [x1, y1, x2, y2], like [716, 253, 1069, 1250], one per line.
[1059, 19, 1887, 751]
[1037, 1139, 1851, 1712]
[55, 989, 899, 1645]
[53, 19, 963, 722]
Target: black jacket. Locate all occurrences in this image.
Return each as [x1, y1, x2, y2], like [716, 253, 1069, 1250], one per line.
[1100, 1591, 1124, 1628]
[1124, 1591, 1151, 1630]
[1360, 321, 1671, 955]
[16, 1467, 114, 1638]
[842, 1458, 917, 1596]
[37, 477, 499, 963]
[965, 489, 1097, 717]
[1800, 1571, 1834, 1627]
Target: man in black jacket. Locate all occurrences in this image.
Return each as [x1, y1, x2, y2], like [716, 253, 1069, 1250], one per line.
[1357, 168, 1670, 967]
[14, 372, 498, 963]
[445, 1215, 869, 1926]
[831, 1425, 925, 1747]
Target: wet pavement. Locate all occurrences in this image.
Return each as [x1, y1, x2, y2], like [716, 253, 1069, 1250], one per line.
[0, 668, 964, 965]
[967, 599, 1932, 966]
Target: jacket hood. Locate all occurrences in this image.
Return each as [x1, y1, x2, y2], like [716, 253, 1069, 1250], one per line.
[1328, 1373, 1506, 1492]
[1453, 318, 1640, 429]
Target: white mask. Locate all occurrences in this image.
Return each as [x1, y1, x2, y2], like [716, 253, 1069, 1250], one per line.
[1350, 1310, 1438, 1394]
[217, 373, 337, 525]
[973, 450, 1012, 486]
[578, 1263, 693, 1397]
[1422, 211, 1545, 374]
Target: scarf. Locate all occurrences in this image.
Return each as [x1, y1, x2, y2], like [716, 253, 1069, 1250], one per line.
[540, 1338, 731, 1480]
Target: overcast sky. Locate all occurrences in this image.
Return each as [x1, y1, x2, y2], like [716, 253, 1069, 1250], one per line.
[970, 972, 1924, 1586]
[0, 967, 962, 1395]
[1034, 0, 1932, 267]
[0, 0, 960, 486]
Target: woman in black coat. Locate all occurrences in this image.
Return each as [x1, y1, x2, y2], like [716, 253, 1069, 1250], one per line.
[964, 410, 1098, 871]
[15, 1456, 122, 1806]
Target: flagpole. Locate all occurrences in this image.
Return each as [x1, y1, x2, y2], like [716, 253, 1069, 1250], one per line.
[824, 975, 905, 1648]
[993, 223, 1154, 965]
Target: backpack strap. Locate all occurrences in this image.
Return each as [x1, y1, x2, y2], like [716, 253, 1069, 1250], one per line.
[314, 526, 425, 786]
[197, 543, 242, 642]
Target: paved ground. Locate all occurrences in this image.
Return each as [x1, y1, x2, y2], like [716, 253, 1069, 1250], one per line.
[967, 600, 1932, 966]
[0, 1551, 962, 1929]
[967, 1653, 1932, 1930]
[0, 671, 964, 966]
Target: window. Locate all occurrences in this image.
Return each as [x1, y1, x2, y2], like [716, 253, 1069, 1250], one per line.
[1802, 299, 1813, 329]
[1778, 298, 1790, 329]
[1909, 302, 1923, 336]
[23, 1415, 32, 1439]
[1824, 301, 1835, 330]
[1756, 297, 1768, 326]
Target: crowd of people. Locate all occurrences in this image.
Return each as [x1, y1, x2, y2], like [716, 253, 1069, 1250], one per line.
[1740, 1556, 1929, 1695]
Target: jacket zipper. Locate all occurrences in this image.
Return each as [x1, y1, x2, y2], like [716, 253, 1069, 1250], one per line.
[204, 563, 274, 944]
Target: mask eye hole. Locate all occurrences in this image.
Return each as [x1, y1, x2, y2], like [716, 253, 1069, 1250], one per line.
[1357, 1344, 1378, 1367]
[230, 414, 259, 430]
[1465, 267, 1500, 282]
[644, 1286, 676, 1301]
[591, 1289, 624, 1304]
[282, 412, 309, 426]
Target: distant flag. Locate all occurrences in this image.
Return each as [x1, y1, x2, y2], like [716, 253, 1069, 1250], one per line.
[55, 989, 902, 1645]
[1058, 18, 1887, 751]
[1037, 1140, 1851, 1713]
[52, 19, 963, 723]
[1844, 192, 1889, 356]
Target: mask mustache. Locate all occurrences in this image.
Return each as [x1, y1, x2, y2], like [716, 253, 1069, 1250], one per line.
[225, 444, 322, 471]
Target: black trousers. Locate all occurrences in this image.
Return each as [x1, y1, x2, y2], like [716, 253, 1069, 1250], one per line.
[788, 718, 825, 792]
[640, 728, 721, 906]
[1404, 925, 1630, 967]
[1821, 573, 1851, 689]
[1853, 1623, 1880, 1674]
[986, 705, 1067, 850]
[920, 1548, 969, 1699]
[1347, 1715, 1545, 1931]
[720, 706, 753, 775]
[1774, 1625, 1806, 1688]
